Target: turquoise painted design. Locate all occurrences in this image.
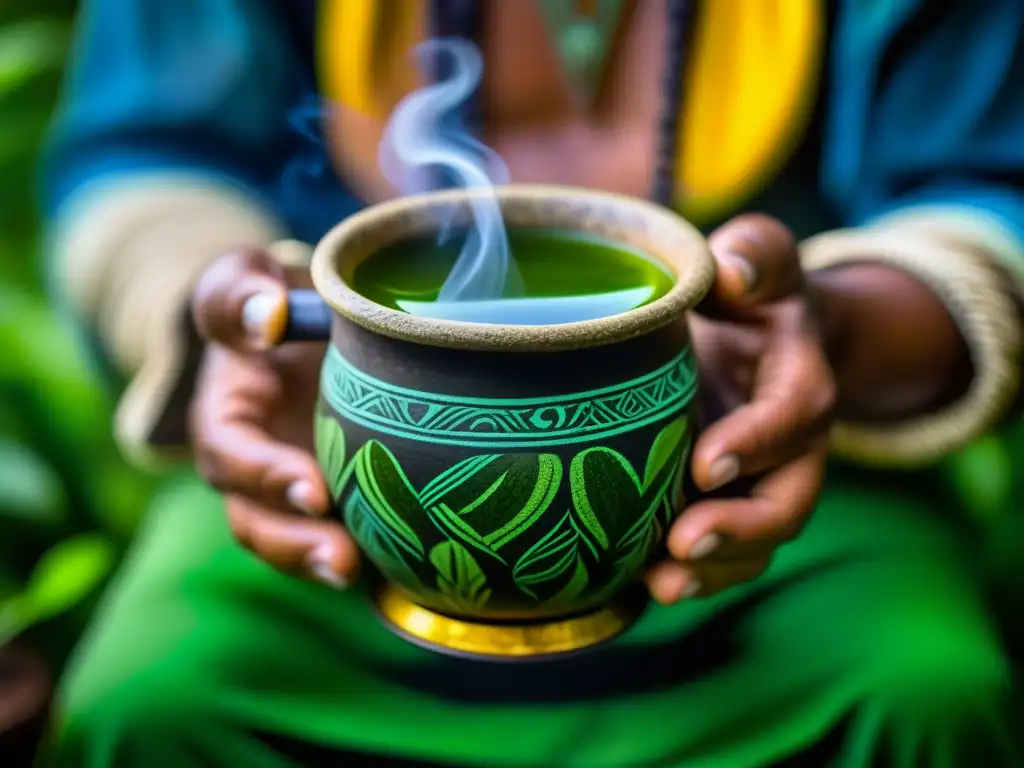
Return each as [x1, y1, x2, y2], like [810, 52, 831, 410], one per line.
[319, 345, 698, 448]
[316, 413, 693, 616]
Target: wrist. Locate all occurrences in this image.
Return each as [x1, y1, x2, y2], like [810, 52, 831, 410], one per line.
[800, 223, 1022, 467]
[807, 262, 973, 423]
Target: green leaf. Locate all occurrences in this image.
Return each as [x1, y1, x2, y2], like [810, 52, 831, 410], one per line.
[512, 510, 584, 599]
[315, 412, 348, 498]
[569, 419, 689, 591]
[354, 441, 426, 559]
[615, 493, 666, 555]
[18, 534, 116, 629]
[0, 595, 28, 647]
[84, 461, 152, 538]
[0, 19, 67, 96]
[422, 453, 562, 553]
[666, 438, 691, 522]
[344, 487, 420, 586]
[0, 438, 65, 523]
[546, 555, 590, 607]
[0, 568, 20, 601]
[947, 436, 1013, 523]
[569, 447, 641, 552]
[429, 540, 491, 613]
[643, 416, 689, 490]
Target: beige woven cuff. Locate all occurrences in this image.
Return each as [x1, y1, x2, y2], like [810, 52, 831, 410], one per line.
[801, 214, 1023, 467]
[50, 174, 313, 468]
[872, 205, 1024, 306]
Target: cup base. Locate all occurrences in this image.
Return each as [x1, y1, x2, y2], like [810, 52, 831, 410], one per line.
[371, 583, 649, 661]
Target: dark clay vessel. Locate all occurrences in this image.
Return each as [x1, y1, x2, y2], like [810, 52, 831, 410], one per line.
[292, 185, 714, 659]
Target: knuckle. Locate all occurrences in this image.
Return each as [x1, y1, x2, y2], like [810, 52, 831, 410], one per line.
[774, 518, 805, 545]
[190, 426, 217, 472]
[225, 504, 254, 550]
[195, 453, 230, 492]
[191, 259, 235, 336]
[187, 399, 208, 450]
[192, 250, 277, 344]
[731, 214, 796, 254]
[795, 355, 836, 426]
[815, 366, 838, 412]
[255, 463, 290, 502]
[188, 409, 236, 495]
[191, 436, 239, 495]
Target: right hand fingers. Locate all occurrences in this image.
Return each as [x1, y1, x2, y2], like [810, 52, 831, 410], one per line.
[192, 248, 290, 352]
[192, 347, 361, 587]
[226, 496, 360, 587]
[191, 345, 328, 516]
[195, 419, 330, 514]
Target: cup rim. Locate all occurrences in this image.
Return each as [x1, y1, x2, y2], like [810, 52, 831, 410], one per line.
[310, 184, 715, 352]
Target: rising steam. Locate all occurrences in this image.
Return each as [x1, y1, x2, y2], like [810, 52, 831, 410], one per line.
[376, 38, 657, 325]
[378, 38, 522, 302]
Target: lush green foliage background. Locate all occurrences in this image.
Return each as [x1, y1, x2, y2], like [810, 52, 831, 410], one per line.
[0, 0, 152, 671]
[0, 0, 1020, 686]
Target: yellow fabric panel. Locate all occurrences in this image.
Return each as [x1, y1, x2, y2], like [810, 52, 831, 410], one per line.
[679, 0, 823, 221]
[317, 0, 824, 224]
[318, 0, 424, 116]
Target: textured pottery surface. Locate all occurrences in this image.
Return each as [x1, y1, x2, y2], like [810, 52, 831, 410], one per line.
[310, 186, 713, 621]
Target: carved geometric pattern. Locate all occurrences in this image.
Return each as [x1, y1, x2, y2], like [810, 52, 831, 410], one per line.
[320, 345, 697, 448]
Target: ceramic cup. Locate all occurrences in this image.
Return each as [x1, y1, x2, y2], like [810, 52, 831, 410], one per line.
[280, 185, 715, 659]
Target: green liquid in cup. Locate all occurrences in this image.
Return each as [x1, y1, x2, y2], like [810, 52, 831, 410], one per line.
[351, 228, 675, 325]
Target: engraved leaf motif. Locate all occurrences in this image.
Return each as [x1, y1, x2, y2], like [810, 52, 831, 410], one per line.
[429, 541, 491, 613]
[422, 453, 562, 555]
[344, 487, 419, 586]
[666, 438, 692, 522]
[570, 417, 690, 563]
[353, 441, 426, 560]
[512, 510, 588, 601]
[570, 448, 642, 553]
[547, 555, 590, 607]
[314, 412, 348, 499]
[644, 416, 688, 490]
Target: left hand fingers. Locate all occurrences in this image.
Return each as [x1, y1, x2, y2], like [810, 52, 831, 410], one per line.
[645, 555, 772, 605]
[667, 449, 828, 563]
[699, 213, 804, 316]
[690, 303, 835, 489]
[644, 448, 826, 605]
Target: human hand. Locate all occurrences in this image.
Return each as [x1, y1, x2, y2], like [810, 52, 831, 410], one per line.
[646, 214, 836, 604]
[190, 249, 359, 587]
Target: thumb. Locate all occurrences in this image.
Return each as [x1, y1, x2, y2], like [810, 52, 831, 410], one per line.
[701, 214, 803, 313]
[192, 248, 290, 353]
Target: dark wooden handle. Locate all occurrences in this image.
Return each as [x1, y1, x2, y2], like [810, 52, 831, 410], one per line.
[283, 290, 332, 342]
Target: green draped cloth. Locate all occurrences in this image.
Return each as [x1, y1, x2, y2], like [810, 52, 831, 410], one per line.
[42, 465, 1019, 766]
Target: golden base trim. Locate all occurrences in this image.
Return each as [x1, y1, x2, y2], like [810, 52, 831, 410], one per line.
[372, 583, 648, 660]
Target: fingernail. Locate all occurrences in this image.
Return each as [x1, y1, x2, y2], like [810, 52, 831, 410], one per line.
[682, 579, 702, 598]
[307, 547, 348, 589]
[720, 251, 757, 295]
[658, 568, 688, 604]
[242, 293, 275, 333]
[689, 533, 720, 561]
[242, 293, 285, 344]
[286, 480, 318, 515]
[707, 454, 740, 490]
